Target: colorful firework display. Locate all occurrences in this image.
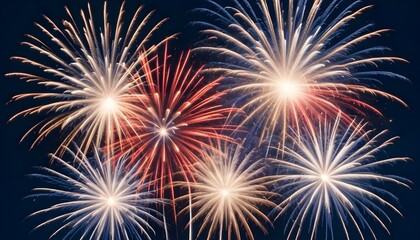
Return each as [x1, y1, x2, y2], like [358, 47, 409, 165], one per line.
[6, 0, 413, 239]
[113, 44, 236, 201]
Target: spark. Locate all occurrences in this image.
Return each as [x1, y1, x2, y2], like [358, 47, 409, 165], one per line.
[101, 96, 118, 115]
[158, 127, 168, 137]
[107, 196, 116, 207]
[220, 188, 230, 197]
[320, 174, 330, 183]
[276, 78, 302, 100]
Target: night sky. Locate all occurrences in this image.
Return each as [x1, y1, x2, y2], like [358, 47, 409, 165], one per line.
[1, 0, 419, 239]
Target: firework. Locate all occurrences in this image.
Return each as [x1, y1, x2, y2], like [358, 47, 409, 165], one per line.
[115, 44, 236, 201]
[8, 1, 171, 155]
[177, 141, 276, 240]
[27, 145, 163, 240]
[195, 0, 407, 150]
[272, 115, 410, 240]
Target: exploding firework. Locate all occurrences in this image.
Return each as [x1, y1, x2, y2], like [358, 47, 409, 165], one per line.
[272, 115, 410, 240]
[195, 0, 407, 150]
[8, 1, 171, 155]
[178, 141, 276, 240]
[115, 44, 236, 201]
[27, 145, 163, 240]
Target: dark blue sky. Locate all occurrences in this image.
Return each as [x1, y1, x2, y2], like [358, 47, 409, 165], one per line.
[1, 0, 419, 239]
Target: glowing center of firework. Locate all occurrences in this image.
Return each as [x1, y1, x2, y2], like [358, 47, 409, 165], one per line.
[101, 96, 117, 114]
[220, 188, 230, 197]
[321, 174, 330, 182]
[277, 79, 300, 99]
[107, 196, 116, 206]
[159, 127, 168, 137]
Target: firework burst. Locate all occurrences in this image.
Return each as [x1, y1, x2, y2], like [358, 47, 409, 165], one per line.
[272, 115, 410, 240]
[27, 145, 163, 240]
[195, 0, 407, 150]
[178, 141, 276, 240]
[8, 1, 171, 155]
[115, 44, 236, 201]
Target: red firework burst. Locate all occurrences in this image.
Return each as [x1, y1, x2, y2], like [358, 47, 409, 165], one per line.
[115, 44, 236, 201]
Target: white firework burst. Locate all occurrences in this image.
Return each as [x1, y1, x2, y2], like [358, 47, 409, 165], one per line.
[272, 115, 410, 240]
[8, 1, 172, 155]
[28, 145, 163, 240]
[194, 0, 407, 150]
[178, 141, 277, 240]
